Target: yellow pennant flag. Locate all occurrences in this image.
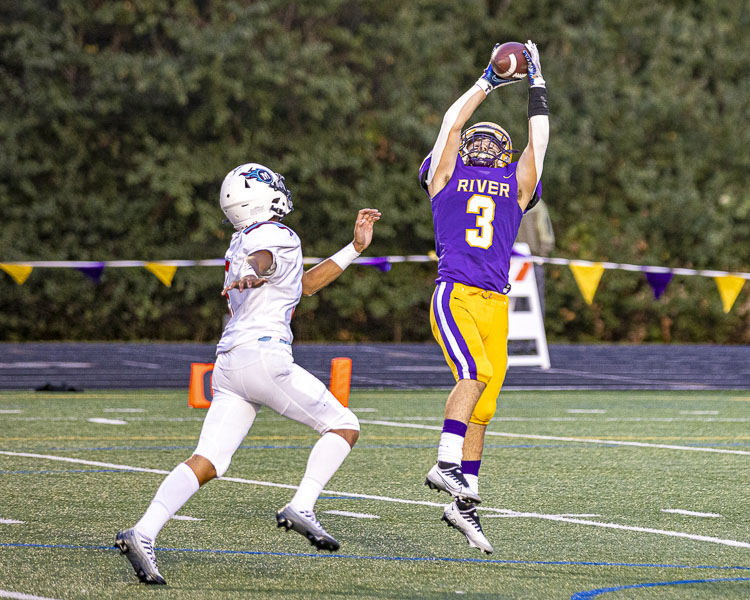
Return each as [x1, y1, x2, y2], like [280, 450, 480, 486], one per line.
[714, 275, 745, 313]
[0, 264, 33, 285]
[144, 263, 178, 287]
[569, 262, 604, 305]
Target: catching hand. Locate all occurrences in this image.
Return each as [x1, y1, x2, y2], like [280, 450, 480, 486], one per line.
[352, 208, 382, 253]
[523, 40, 545, 88]
[476, 43, 523, 95]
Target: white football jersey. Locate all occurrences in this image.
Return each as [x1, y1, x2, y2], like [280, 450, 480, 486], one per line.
[216, 221, 303, 354]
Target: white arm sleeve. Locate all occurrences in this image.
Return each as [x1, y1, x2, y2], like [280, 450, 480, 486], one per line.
[425, 84, 482, 186]
[529, 114, 549, 185]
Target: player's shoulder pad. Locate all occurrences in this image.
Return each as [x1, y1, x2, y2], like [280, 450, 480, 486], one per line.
[241, 221, 298, 248]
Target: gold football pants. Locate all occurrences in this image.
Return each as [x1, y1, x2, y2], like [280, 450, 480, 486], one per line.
[430, 282, 509, 426]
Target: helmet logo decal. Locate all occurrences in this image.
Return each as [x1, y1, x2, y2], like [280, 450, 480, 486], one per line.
[221, 163, 294, 229]
[239, 167, 274, 183]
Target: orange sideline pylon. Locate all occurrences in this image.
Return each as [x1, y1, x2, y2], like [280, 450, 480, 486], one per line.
[329, 357, 352, 407]
[188, 362, 214, 408]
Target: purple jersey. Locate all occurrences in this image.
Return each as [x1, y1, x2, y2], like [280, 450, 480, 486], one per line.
[420, 154, 534, 292]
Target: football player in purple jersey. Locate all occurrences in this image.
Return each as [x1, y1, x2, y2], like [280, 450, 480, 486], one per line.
[419, 41, 549, 553]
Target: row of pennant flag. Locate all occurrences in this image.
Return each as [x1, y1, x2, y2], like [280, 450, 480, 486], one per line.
[1, 253, 748, 314]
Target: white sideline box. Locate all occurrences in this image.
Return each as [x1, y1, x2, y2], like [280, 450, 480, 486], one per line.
[507, 243, 551, 369]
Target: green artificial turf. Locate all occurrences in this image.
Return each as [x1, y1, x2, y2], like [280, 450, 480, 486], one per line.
[0, 389, 748, 599]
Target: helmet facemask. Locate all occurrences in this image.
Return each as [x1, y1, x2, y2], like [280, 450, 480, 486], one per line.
[460, 122, 515, 168]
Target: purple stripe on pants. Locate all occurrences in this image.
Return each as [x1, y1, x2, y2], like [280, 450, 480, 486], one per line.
[434, 283, 477, 379]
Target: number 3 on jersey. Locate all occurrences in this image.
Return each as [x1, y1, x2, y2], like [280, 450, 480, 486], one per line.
[465, 194, 495, 249]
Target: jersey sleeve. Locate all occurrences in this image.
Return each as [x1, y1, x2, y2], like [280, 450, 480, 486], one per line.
[418, 154, 432, 193]
[524, 180, 543, 213]
[240, 223, 299, 276]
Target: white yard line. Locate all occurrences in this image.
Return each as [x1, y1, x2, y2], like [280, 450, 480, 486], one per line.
[103, 408, 145, 413]
[0, 519, 25, 524]
[0, 451, 170, 476]
[0, 416, 204, 422]
[359, 419, 750, 456]
[87, 418, 128, 425]
[662, 509, 722, 518]
[172, 515, 202, 521]
[2, 414, 747, 424]
[350, 416, 750, 423]
[485, 513, 601, 519]
[0, 591, 62, 600]
[0, 450, 747, 549]
[497, 512, 749, 549]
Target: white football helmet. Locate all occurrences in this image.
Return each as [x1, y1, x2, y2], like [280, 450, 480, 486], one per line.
[220, 163, 294, 230]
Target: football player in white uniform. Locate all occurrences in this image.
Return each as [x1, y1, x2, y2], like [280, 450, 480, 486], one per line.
[116, 162, 381, 584]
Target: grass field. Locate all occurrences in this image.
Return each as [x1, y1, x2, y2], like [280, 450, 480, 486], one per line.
[0, 389, 748, 599]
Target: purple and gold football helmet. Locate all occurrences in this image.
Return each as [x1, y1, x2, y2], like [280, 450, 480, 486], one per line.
[459, 121, 517, 168]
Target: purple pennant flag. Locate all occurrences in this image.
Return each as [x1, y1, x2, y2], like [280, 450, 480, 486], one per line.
[645, 271, 673, 299]
[357, 256, 391, 272]
[75, 263, 105, 284]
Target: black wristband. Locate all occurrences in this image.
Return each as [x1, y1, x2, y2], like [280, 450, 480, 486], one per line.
[528, 86, 549, 118]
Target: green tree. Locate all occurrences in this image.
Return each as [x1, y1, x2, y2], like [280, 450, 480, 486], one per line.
[1, 0, 748, 342]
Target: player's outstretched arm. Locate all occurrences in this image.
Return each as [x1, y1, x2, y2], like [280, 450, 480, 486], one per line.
[426, 45, 522, 198]
[221, 250, 273, 295]
[516, 40, 549, 211]
[301, 208, 382, 296]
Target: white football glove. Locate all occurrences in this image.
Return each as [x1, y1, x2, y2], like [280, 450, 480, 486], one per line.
[523, 40, 546, 88]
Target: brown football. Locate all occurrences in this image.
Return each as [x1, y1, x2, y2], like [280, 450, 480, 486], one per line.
[490, 41, 528, 79]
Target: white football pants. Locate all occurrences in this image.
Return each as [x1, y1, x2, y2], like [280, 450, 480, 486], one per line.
[194, 342, 359, 477]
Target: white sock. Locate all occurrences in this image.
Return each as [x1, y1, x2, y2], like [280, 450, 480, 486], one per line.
[135, 462, 200, 540]
[465, 474, 479, 495]
[290, 432, 352, 512]
[437, 432, 464, 465]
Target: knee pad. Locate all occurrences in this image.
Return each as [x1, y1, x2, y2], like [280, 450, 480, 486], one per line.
[469, 399, 497, 426]
[193, 437, 233, 478]
[193, 396, 258, 478]
[469, 382, 501, 426]
[322, 393, 360, 432]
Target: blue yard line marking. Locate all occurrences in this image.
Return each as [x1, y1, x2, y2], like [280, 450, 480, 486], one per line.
[571, 577, 750, 599]
[1, 542, 749, 572]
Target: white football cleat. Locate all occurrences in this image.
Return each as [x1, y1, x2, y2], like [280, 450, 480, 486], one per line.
[115, 528, 166, 584]
[425, 462, 482, 504]
[443, 500, 493, 554]
[276, 504, 339, 552]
